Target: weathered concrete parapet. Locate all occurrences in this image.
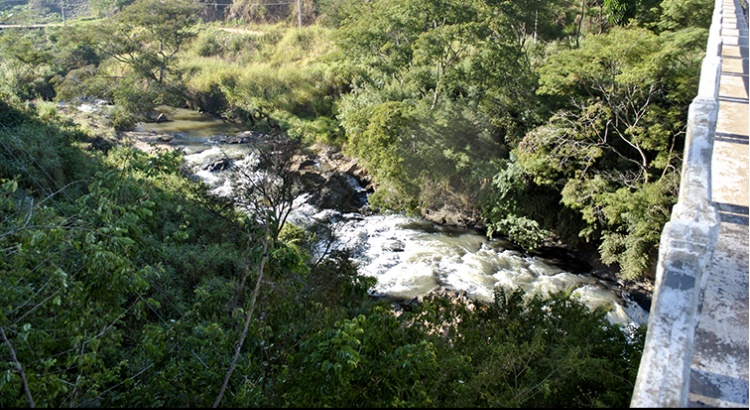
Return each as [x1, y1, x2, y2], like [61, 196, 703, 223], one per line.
[630, 1, 724, 406]
[631, 216, 720, 407]
[630, 106, 722, 406]
[630, 96, 722, 406]
[674, 97, 720, 220]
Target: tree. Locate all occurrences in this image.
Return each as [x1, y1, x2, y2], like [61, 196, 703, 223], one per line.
[604, 0, 638, 25]
[657, 0, 714, 31]
[98, 0, 203, 86]
[480, 157, 555, 250]
[0, 29, 57, 101]
[504, 25, 703, 278]
[213, 137, 302, 407]
[90, 0, 136, 17]
[432, 287, 645, 407]
[335, 0, 536, 217]
[533, 27, 670, 184]
[94, 0, 203, 127]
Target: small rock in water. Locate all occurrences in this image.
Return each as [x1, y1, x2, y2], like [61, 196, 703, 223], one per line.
[207, 134, 255, 145]
[206, 135, 227, 144]
[398, 297, 421, 311]
[225, 136, 252, 144]
[383, 239, 405, 252]
[203, 158, 233, 172]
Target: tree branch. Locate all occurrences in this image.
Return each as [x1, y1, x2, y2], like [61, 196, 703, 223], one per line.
[213, 223, 271, 408]
[1, 326, 35, 408]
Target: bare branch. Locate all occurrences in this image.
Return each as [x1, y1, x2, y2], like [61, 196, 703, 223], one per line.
[1, 326, 35, 408]
[213, 224, 271, 408]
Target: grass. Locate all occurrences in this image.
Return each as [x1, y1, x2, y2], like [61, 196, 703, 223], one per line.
[179, 23, 346, 144]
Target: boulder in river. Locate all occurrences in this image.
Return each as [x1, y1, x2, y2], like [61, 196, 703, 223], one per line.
[383, 239, 406, 252]
[316, 173, 369, 213]
[203, 158, 233, 172]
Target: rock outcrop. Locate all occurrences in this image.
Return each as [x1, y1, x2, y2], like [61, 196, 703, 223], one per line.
[289, 145, 373, 214]
[422, 205, 482, 230]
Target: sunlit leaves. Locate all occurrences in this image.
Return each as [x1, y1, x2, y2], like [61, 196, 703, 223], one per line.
[658, 0, 714, 31]
[604, 0, 638, 25]
[538, 26, 661, 99]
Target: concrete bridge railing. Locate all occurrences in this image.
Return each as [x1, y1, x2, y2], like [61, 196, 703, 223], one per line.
[629, 0, 724, 407]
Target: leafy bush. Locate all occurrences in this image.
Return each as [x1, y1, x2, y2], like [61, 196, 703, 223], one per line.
[418, 288, 645, 407]
[0, 100, 91, 195]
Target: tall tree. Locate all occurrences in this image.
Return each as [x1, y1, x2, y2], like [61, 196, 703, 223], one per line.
[213, 138, 302, 407]
[507, 25, 705, 278]
[94, 0, 203, 127]
[604, 0, 638, 25]
[97, 0, 203, 86]
[335, 0, 536, 215]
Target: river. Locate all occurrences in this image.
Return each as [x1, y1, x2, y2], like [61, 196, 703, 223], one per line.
[134, 106, 650, 328]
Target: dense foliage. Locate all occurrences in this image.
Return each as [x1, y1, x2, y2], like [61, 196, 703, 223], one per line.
[1, 0, 715, 405]
[327, 0, 711, 279]
[0, 100, 644, 407]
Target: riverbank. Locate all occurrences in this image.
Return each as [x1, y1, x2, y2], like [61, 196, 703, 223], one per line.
[56, 101, 653, 318]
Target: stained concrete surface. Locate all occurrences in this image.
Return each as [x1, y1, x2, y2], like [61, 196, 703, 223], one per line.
[687, 0, 749, 407]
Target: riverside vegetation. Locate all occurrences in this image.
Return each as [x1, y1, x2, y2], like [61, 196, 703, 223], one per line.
[0, 0, 713, 407]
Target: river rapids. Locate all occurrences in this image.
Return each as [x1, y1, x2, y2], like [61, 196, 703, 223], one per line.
[132, 107, 649, 328]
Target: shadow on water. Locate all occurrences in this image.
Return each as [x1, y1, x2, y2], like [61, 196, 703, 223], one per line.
[399, 219, 526, 253]
[399, 219, 479, 237]
[528, 246, 594, 275]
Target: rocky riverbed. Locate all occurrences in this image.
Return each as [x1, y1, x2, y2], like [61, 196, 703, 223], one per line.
[57, 101, 653, 324]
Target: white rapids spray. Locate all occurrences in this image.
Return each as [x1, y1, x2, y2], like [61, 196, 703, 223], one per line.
[288, 206, 649, 327]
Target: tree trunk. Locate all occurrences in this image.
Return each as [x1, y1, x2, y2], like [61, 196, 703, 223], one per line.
[576, 0, 585, 48]
[212, 225, 271, 408]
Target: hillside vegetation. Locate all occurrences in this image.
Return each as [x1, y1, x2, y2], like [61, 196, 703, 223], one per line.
[0, 97, 644, 407]
[0, 0, 714, 406]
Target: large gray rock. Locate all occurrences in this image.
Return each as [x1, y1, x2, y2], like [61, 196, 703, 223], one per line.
[289, 146, 373, 213]
[422, 205, 482, 229]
